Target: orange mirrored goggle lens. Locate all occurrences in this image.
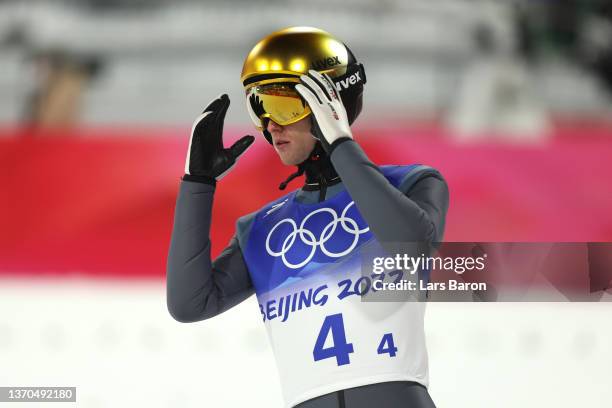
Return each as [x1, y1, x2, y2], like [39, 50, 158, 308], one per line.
[246, 82, 312, 130]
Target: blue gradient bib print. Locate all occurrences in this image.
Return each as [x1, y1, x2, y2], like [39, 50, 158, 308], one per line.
[244, 165, 416, 294]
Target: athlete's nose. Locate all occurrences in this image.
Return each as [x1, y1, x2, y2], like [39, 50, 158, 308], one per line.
[267, 119, 284, 133]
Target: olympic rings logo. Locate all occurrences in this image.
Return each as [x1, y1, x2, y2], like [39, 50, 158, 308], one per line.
[265, 201, 370, 269]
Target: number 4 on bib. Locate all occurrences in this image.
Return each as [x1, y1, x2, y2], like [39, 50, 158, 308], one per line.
[313, 314, 354, 366]
[377, 333, 398, 357]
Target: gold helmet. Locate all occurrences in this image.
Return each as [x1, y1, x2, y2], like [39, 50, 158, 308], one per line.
[241, 26, 366, 143]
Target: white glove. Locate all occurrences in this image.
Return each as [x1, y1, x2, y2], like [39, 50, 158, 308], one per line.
[296, 70, 353, 152]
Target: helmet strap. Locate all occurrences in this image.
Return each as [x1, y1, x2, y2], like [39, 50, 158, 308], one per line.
[278, 142, 340, 193]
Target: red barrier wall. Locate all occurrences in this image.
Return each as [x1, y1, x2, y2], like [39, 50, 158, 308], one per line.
[1, 124, 611, 277]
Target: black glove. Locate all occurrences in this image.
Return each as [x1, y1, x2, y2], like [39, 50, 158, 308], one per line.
[183, 94, 254, 185]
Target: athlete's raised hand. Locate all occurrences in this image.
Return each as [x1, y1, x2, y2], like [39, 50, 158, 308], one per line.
[295, 70, 353, 153]
[184, 94, 254, 184]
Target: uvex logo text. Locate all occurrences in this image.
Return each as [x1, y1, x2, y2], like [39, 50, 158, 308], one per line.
[311, 55, 341, 70]
[334, 72, 362, 90]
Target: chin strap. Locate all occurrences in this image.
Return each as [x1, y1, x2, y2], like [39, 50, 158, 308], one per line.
[278, 143, 339, 195]
[279, 164, 305, 190]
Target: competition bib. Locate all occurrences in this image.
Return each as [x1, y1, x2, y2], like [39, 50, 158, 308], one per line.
[242, 165, 429, 407]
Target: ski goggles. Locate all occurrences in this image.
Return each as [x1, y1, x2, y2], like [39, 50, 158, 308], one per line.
[245, 78, 311, 131]
[244, 63, 366, 131]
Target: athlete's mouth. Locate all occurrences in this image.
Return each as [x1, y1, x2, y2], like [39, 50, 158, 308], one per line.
[274, 140, 290, 147]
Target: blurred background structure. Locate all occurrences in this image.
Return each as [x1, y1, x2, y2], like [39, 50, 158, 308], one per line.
[1, 0, 611, 127]
[1, 1, 611, 407]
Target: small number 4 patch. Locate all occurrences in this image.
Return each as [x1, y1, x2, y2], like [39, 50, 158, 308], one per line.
[377, 333, 398, 357]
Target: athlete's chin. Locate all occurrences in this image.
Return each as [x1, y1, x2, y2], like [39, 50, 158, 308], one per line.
[277, 151, 301, 166]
